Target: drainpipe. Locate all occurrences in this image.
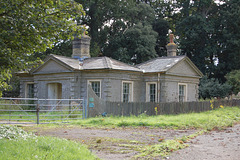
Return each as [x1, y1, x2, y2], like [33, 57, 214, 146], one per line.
[157, 73, 160, 102]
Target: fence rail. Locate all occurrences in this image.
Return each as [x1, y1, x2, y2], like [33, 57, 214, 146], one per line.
[0, 98, 86, 124]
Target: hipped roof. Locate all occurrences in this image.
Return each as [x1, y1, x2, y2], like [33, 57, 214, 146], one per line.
[29, 54, 203, 77]
[31, 54, 142, 73]
[137, 56, 203, 76]
[136, 56, 186, 73]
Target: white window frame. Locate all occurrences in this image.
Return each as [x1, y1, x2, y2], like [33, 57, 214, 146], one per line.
[25, 82, 34, 98]
[122, 81, 133, 102]
[146, 82, 157, 102]
[88, 80, 102, 98]
[178, 83, 187, 102]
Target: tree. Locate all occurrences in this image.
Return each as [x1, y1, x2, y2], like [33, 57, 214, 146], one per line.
[75, 1, 169, 63]
[177, 14, 215, 74]
[176, 0, 217, 75]
[102, 3, 158, 64]
[226, 70, 240, 95]
[175, 0, 240, 82]
[104, 22, 158, 64]
[199, 76, 232, 99]
[33, 40, 73, 60]
[214, 0, 240, 82]
[0, 0, 85, 96]
[152, 19, 169, 57]
[75, 0, 129, 56]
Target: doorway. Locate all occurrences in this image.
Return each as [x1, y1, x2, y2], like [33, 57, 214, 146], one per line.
[47, 83, 62, 99]
[47, 83, 62, 110]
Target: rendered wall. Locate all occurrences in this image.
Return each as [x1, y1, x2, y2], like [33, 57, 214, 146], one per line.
[80, 70, 143, 102]
[162, 74, 199, 102]
[32, 73, 75, 99]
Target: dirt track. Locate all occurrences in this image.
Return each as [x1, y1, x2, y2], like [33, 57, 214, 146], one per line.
[22, 124, 240, 160]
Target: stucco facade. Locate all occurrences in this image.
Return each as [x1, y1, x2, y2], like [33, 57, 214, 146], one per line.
[18, 55, 202, 102]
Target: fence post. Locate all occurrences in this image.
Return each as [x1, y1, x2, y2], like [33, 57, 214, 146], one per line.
[84, 99, 88, 119]
[36, 100, 40, 124]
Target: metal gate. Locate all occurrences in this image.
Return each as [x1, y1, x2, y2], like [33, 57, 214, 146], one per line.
[0, 98, 86, 124]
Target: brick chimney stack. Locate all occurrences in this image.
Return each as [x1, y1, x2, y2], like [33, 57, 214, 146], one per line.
[72, 33, 91, 59]
[166, 34, 177, 57]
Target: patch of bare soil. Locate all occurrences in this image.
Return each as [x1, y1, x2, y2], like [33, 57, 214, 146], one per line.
[25, 126, 196, 160]
[169, 124, 240, 160]
[22, 124, 240, 160]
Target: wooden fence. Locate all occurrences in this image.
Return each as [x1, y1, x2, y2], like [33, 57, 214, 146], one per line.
[88, 84, 240, 117]
[101, 99, 240, 117]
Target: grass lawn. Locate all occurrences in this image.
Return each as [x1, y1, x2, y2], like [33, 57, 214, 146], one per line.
[0, 125, 98, 160]
[71, 106, 240, 130]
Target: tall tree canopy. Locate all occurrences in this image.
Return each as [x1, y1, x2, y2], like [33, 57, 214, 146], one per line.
[103, 3, 159, 64]
[75, 1, 168, 64]
[104, 22, 158, 64]
[2, 0, 240, 98]
[174, 0, 240, 82]
[175, 0, 217, 75]
[214, 0, 240, 82]
[22, 0, 239, 77]
[0, 0, 85, 96]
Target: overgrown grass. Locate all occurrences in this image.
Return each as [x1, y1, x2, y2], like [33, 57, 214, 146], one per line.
[0, 125, 98, 160]
[72, 106, 240, 130]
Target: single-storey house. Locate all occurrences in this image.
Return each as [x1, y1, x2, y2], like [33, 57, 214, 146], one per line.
[17, 34, 203, 103]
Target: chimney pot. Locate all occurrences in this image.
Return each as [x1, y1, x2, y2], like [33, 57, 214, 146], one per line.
[166, 34, 177, 57]
[170, 34, 174, 43]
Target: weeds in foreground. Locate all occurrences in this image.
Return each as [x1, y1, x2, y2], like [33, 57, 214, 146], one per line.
[135, 130, 205, 159]
[0, 125, 34, 140]
[0, 125, 98, 160]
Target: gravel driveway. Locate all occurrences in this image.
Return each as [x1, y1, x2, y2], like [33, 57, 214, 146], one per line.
[169, 124, 240, 160]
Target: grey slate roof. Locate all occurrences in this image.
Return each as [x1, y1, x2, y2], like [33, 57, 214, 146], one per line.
[25, 54, 202, 77]
[50, 54, 142, 72]
[136, 56, 186, 73]
[46, 54, 188, 73]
